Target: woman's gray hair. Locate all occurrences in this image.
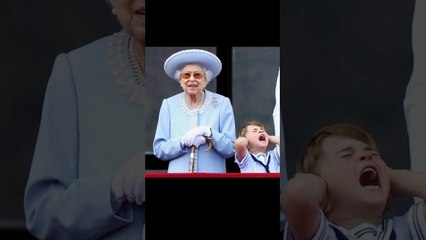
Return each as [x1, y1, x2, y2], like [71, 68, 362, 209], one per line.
[174, 66, 213, 83]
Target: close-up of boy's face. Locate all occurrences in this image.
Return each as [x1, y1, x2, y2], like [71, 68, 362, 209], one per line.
[246, 125, 269, 149]
[318, 136, 391, 211]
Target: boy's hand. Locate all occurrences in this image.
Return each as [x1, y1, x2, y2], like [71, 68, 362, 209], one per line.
[268, 135, 280, 145]
[282, 173, 329, 239]
[234, 137, 249, 161]
[235, 136, 249, 147]
[378, 158, 426, 202]
[288, 173, 329, 212]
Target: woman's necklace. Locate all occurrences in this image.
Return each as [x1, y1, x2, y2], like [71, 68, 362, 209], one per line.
[186, 91, 205, 109]
[108, 30, 145, 106]
[128, 37, 144, 86]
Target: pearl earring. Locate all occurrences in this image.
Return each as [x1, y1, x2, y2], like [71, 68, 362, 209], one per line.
[112, 8, 117, 15]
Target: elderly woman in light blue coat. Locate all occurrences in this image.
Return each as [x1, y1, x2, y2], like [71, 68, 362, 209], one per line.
[153, 49, 236, 173]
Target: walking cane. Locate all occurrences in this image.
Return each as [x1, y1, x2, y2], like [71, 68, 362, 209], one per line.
[189, 146, 196, 173]
[189, 138, 213, 173]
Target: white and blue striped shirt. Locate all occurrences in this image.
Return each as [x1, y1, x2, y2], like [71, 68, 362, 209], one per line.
[283, 202, 426, 239]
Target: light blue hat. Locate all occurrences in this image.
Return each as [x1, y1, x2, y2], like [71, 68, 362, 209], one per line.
[164, 49, 222, 80]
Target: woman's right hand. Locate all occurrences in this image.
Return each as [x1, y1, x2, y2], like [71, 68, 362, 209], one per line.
[181, 135, 206, 148]
[112, 151, 145, 205]
[180, 126, 211, 147]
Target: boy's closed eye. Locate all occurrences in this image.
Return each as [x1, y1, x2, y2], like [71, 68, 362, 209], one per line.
[251, 128, 262, 133]
[336, 148, 354, 159]
[340, 153, 353, 159]
[371, 152, 380, 157]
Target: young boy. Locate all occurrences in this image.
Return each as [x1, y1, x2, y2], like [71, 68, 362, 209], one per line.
[281, 123, 426, 239]
[234, 120, 280, 173]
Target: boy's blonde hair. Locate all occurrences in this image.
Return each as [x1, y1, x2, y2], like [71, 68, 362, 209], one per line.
[298, 123, 378, 175]
[239, 120, 265, 137]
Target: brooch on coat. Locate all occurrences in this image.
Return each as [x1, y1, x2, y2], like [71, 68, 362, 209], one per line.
[212, 97, 219, 109]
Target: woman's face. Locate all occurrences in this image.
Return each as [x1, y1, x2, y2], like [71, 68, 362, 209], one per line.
[111, 0, 145, 42]
[179, 65, 208, 95]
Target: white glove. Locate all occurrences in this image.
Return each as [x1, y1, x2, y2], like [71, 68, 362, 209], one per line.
[192, 135, 207, 147]
[181, 126, 211, 147]
[180, 134, 193, 147]
[112, 151, 145, 206]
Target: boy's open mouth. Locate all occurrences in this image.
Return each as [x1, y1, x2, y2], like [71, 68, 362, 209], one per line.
[359, 166, 381, 189]
[258, 134, 266, 142]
